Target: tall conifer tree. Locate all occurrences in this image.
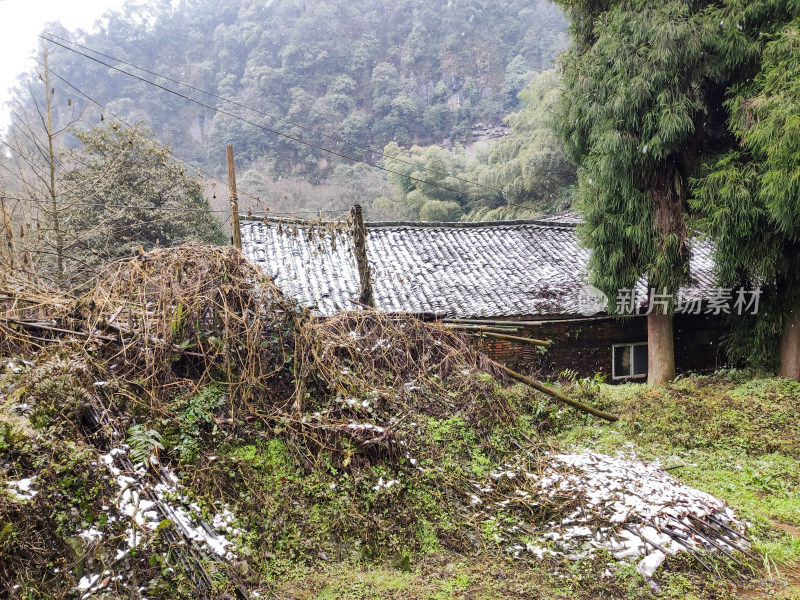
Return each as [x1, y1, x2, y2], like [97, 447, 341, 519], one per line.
[693, 3, 800, 380]
[553, 0, 735, 383]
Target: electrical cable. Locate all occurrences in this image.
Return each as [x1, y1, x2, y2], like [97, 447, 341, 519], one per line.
[40, 35, 485, 200]
[41, 31, 509, 197]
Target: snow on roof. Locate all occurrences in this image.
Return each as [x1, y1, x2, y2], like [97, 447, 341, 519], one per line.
[240, 215, 717, 319]
[536, 210, 583, 225]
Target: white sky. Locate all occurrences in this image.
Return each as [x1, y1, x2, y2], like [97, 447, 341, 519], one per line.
[0, 0, 126, 128]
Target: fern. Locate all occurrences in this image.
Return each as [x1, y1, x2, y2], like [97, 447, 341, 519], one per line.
[174, 386, 223, 463]
[127, 424, 164, 467]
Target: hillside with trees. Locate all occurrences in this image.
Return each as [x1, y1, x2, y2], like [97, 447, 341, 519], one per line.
[30, 0, 568, 180]
[380, 69, 576, 222]
[0, 0, 571, 284]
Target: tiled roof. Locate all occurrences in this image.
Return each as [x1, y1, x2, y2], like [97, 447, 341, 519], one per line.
[536, 211, 583, 225]
[240, 217, 717, 319]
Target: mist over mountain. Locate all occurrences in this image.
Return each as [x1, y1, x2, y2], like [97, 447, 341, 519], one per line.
[33, 0, 567, 176]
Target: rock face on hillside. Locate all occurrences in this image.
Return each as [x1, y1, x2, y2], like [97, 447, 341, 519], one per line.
[440, 122, 512, 153]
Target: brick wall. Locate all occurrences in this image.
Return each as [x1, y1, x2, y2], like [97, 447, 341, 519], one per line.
[468, 313, 729, 381]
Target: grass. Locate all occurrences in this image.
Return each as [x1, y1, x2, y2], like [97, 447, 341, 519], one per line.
[2, 356, 800, 599]
[558, 375, 800, 533]
[270, 373, 800, 599]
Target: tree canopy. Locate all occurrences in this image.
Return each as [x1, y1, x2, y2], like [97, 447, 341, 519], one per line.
[553, 0, 800, 380]
[692, 3, 800, 375]
[61, 124, 226, 277]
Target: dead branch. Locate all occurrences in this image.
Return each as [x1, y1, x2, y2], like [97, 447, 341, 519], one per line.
[492, 361, 619, 422]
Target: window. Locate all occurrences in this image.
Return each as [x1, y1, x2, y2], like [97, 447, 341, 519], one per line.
[612, 343, 648, 379]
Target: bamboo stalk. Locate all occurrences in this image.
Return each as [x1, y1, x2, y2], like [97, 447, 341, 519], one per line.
[447, 323, 520, 333]
[657, 525, 715, 573]
[468, 330, 551, 347]
[687, 514, 758, 561]
[443, 318, 539, 326]
[491, 360, 619, 422]
[707, 514, 751, 543]
[2, 317, 206, 358]
[681, 518, 746, 567]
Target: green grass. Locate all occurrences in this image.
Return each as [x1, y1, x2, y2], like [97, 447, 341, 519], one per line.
[4, 359, 800, 599]
[558, 376, 800, 534]
[272, 374, 800, 599]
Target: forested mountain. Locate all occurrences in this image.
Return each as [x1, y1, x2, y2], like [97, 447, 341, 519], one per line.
[380, 69, 575, 222]
[36, 0, 568, 178]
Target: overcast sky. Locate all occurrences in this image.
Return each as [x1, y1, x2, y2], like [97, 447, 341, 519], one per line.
[0, 0, 126, 127]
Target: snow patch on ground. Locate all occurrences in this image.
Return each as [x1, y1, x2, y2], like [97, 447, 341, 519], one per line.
[473, 451, 748, 578]
[5, 477, 37, 501]
[75, 448, 243, 598]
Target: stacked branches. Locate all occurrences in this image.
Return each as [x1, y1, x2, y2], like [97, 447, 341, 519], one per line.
[0, 244, 754, 594]
[1, 244, 301, 412]
[0, 244, 524, 468]
[81, 244, 299, 409]
[291, 310, 518, 469]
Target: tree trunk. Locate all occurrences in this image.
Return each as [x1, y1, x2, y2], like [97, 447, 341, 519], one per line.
[647, 310, 675, 384]
[43, 44, 65, 287]
[780, 302, 800, 381]
[646, 162, 685, 386]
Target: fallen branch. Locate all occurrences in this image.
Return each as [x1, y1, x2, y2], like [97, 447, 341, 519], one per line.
[492, 361, 619, 422]
[446, 324, 521, 334]
[4, 318, 117, 342]
[2, 317, 206, 358]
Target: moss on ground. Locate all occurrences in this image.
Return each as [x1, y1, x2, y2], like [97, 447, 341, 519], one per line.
[2, 351, 800, 598]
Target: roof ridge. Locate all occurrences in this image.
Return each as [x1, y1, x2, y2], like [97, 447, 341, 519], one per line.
[364, 218, 578, 229]
[238, 215, 579, 229]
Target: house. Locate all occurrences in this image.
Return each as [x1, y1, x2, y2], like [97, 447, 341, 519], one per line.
[239, 212, 729, 380]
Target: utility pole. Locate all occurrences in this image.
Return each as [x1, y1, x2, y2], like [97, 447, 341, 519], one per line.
[226, 144, 242, 251]
[350, 204, 374, 307]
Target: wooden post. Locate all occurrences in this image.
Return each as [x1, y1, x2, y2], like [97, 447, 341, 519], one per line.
[226, 144, 242, 251]
[350, 204, 374, 307]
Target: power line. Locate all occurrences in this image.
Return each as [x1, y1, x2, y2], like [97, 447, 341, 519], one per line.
[40, 35, 484, 201]
[34, 59, 357, 218]
[30, 59, 267, 209]
[5, 85, 171, 203]
[41, 31, 509, 197]
[1, 195, 228, 213]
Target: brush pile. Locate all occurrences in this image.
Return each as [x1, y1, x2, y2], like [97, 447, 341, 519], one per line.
[0, 244, 756, 599]
[1, 244, 300, 410]
[470, 450, 753, 580]
[0, 244, 526, 598]
[292, 310, 517, 467]
[1, 245, 518, 464]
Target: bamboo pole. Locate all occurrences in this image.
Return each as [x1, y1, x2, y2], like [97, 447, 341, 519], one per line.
[492, 361, 619, 422]
[43, 44, 65, 286]
[467, 330, 551, 347]
[447, 323, 521, 333]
